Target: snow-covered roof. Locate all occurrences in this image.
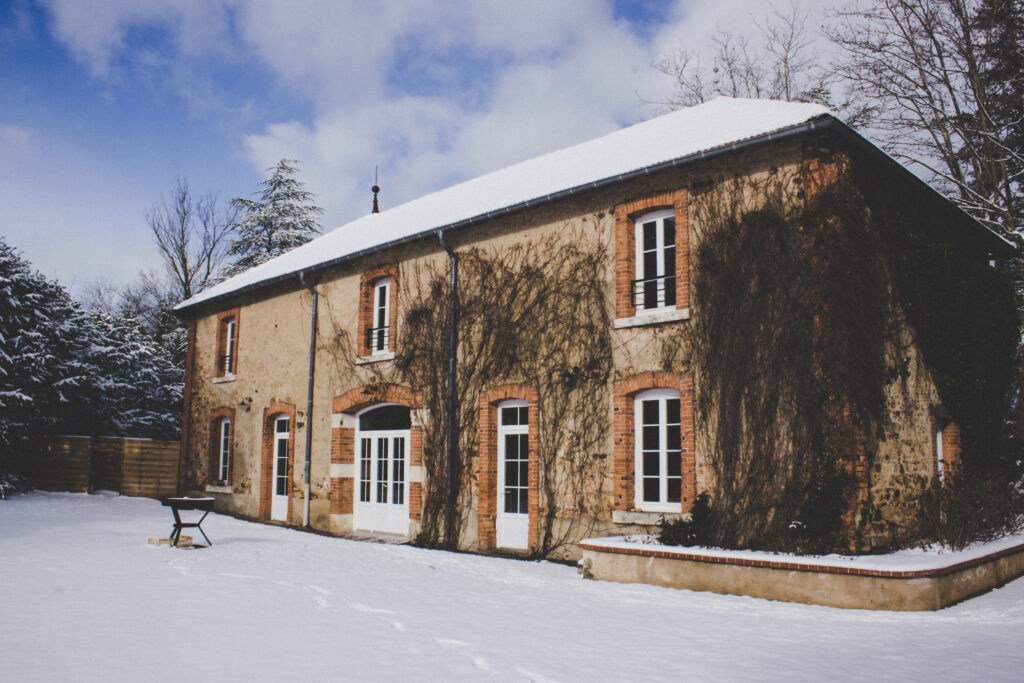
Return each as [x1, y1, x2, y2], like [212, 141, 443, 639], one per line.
[177, 97, 837, 311]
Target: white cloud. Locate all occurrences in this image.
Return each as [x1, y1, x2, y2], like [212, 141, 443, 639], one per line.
[34, 0, 822, 259]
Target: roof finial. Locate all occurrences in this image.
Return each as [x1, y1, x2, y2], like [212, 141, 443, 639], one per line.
[712, 65, 721, 97]
[371, 166, 380, 214]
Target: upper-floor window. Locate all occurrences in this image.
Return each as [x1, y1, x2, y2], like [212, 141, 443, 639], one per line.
[216, 309, 240, 377]
[633, 209, 676, 312]
[359, 266, 397, 358]
[634, 388, 682, 512]
[369, 277, 391, 354]
[223, 318, 236, 373]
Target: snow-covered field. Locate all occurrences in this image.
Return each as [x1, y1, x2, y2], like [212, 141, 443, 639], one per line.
[2, 493, 1023, 682]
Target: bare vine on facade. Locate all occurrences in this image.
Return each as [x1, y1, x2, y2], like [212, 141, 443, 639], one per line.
[325, 227, 613, 555]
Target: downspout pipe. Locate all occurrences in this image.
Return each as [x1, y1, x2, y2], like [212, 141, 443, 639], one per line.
[437, 230, 458, 541]
[299, 270, 319, 528]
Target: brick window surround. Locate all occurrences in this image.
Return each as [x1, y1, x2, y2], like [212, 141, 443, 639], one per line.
[330, 384, 423, 523]
[613, 372, 695, 512]
[259, 402, 296, 521]
[931, 415, 961, 484]
[614, 190, 688, 320]
[215, 308, 240, 376]
[358, 265, 399, 357]
[208, 407, 235, 485]
[477, 385, 539, 551]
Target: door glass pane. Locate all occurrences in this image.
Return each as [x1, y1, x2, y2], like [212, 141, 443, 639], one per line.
[275, 438, 288, 496]
[519, 489, 528, 514]
[359, 406, 411, 430]
[392, 437, 405, 505]
[360, 439, 371, 502]
[505, 489, 518, 514]
[663, 217, 675, 246]
[505, 459, 518, 487]
[643, 451, 659, 477]
[376, 437, 388, 504]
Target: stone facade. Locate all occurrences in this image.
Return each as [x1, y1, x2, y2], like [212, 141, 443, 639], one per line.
[177, 130, 966, 556]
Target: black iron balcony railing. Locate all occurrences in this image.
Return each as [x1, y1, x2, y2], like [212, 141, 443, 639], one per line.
[218, 354, 236, 375]
[366, 325, 391, 353]
[631, 274, 676, 310]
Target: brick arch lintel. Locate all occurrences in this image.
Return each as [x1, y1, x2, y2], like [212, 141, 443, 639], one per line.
[614, 371, 688, 400]
[332, 383, 422, 415]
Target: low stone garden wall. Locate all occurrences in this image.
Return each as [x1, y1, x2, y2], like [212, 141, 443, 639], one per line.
[578, 535, 1024, 611]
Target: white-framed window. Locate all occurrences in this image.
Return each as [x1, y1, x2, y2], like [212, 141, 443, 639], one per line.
[223, 317, 236, 374]
[217, 418, 231, 483]
[634, 388, 682, 511]
[370, 278, 391, 353]
[633, 209, 676, 312]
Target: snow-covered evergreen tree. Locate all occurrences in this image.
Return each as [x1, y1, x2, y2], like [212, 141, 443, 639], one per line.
[222, 159, 323, 278]
[0, 239, 93, 468]
[0, 237, 183, 472]
[82, 312, 183, 441]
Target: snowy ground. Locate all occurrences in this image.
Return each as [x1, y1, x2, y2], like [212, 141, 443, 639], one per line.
[2, 493, 1023, 682]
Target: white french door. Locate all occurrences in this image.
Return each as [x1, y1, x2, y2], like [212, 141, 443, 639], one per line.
[497, 400, 529, 549]
[271, 416, 290, 521]
[355, 431, 409, 535]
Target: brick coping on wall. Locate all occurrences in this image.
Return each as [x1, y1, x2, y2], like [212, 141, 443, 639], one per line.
[578, 536, 1024, 580]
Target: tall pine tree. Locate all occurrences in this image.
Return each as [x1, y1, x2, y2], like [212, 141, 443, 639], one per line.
[222, 159, 323, 278]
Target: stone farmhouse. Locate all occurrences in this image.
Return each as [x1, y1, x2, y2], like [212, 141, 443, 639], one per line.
[175, 97, 1011, 556]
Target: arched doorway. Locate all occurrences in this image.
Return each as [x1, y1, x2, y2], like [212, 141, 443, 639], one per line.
[354, 404, 411, 535]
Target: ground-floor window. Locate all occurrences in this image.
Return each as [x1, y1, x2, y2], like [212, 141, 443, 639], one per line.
[634, 388, 682, 512]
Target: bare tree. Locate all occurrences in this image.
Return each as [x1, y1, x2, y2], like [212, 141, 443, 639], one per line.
[827, 0, 1022, 237]
[149, 178, 234, 300]
[654, 2, 833, 108]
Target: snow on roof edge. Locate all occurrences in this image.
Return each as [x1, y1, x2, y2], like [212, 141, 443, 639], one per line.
[177, 98, 837, 313]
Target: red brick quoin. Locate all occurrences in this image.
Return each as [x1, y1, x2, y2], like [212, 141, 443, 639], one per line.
[259, 402, 296, 522]
[477, 384, 539, 551]
[330, 384, 423, 521]
[614, 190, 689, 320]
[612, 371, 695, 512]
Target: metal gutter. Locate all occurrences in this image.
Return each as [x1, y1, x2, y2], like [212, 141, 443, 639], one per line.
[437, 229, 459, 542]
[298, 270, 318, 528]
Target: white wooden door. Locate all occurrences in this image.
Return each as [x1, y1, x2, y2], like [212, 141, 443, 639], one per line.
[355, 432, 409, 535]
[271, 417, 290, 521]
[497, 401, 529, 549]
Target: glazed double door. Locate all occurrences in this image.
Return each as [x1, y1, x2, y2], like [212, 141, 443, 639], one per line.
[354, 431, 409, 535]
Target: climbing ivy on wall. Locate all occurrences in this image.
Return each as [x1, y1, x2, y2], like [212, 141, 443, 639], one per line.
[682, 154, 1019, 554]
[326, 227, 613, 556]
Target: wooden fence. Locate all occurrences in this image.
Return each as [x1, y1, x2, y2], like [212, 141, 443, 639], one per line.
[35, 436, 179, 498]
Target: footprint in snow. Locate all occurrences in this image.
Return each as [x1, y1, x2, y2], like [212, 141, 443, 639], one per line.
[350, 603, 396, 615]
[305, 584, 332, 595]
[391, 621, 405, 632]
[435, 637, 467, 647]
[473, 657, 490, 671]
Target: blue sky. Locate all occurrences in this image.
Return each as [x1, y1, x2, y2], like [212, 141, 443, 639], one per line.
[0, 0, 774, 294]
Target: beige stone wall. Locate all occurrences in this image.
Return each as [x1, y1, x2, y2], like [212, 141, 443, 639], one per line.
[181, 133, 941, 553]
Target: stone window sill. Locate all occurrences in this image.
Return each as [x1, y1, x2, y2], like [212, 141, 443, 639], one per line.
[212, 374, 237, 384]
[205, 484, 232, 494]
[614, 307, 690, 329]
[612, 509, 689, 526]
[356, 351, 396, 365]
